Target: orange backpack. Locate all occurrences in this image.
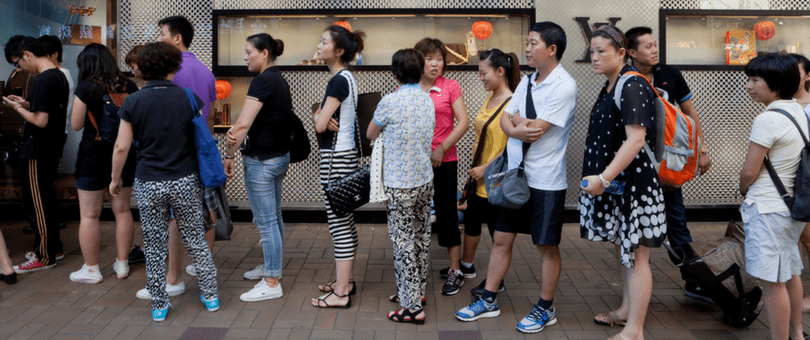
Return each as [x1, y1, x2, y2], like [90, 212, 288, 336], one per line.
[614, 71, 700, 186]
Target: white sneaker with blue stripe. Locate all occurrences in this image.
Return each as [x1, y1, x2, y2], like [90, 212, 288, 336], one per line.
[516, 305, 556, 333]
[455, 296, 500, 321]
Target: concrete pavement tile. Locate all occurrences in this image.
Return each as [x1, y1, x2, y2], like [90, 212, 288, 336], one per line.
[92, 324, 128, 340]
[222, 327, 270, 339]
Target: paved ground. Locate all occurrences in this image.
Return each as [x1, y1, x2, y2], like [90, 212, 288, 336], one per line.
[0, 219, 807, 340]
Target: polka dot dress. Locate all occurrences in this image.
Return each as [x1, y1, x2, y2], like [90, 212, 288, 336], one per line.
[580, 66, 667, 268]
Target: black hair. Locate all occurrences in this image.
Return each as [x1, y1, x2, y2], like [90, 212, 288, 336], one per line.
[625, 26, 653, 51]
[391, 49, 424, 84]
[325, 25, 365, 65]
[789, 53, 810, 92]
[591, 25, 629, 61]
[414, 38, 447, 75]
[158, 15, 194, 48]
[246, 33, 284, 61]
[4, 35, 45, 64]
[125, 45, 144, 66]
[479, 49, 521, 92]
[529, 21, 567, 60]
[137, 42, 182, 81]
[744, 53, 800, 100]
[37, 35, 63, 63]
[77, 43, 128, 91]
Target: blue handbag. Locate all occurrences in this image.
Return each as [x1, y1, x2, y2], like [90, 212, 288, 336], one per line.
[183, 88, 227, 188]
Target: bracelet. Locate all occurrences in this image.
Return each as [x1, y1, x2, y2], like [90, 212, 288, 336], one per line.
[439, 144, 447, 153]
[224, 155, 234, 159]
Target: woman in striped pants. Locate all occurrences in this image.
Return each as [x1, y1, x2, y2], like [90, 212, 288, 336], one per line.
[311, 24, 366, 309]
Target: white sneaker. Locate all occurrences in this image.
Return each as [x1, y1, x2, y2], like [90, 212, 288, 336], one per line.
[25, 251, 65, 261]
[70, 264, 103, 284]
[240, 280, 283, 302]
[136, 281, 186, 299]
[113, 260, 129, 279]
[185, 264, 197, 277]
[243, 265, 266, 280]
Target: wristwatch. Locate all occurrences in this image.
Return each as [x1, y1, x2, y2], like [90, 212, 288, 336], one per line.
[598, 173, 611, 188]
[700, 145, 709, 154]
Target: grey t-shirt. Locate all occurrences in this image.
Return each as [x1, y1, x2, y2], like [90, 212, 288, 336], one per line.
[119, 80, 203, 181]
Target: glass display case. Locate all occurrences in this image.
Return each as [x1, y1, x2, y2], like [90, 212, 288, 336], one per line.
[213, 9, 533, 75]
[661, 9, 810, 69]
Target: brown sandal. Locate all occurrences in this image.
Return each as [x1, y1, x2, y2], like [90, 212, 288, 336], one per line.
[594, 310, 627, 327]
[318, 281, 356, 295]
[387, 308, 425, 324]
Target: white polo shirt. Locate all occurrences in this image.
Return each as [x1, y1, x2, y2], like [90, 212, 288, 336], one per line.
[503, 64, 577, 191]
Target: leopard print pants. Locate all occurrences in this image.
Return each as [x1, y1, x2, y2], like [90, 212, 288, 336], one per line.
[134, 173, 218, 310]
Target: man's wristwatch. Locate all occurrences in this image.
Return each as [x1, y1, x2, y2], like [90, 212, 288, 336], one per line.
[598, 173, 611, 188]
[700, 144, 708, 154]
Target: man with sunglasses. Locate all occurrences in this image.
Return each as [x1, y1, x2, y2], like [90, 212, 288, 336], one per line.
[2, 35, 69, 273]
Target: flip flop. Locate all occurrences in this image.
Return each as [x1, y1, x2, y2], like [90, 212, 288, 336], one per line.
[594, 310, 627, 327]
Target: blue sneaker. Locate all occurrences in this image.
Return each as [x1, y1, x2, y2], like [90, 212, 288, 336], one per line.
[516, 305, 557, 333]
[152, 306, 169, 322]
[201, 294, 220, 312]
[455, 296, 500, 322]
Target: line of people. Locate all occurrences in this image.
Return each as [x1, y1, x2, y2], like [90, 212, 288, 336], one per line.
[2, 16, 810, 340]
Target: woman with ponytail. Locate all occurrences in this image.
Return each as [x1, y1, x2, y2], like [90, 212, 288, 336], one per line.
[311, 25, 366, 309]
[462, 49, 520, 297]
[224, 33, 292, 302]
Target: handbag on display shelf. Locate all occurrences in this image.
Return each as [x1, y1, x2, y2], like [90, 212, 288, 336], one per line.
[323, 70, 371, 216]
[184, 88, 227, 188]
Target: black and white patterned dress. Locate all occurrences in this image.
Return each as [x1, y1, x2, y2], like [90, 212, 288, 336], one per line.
[580, 65, 667, 268]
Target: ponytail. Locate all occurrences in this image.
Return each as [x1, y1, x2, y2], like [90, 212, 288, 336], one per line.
[247, 33, 284, 61]
[326, 25, 366, 65]
[480, 49, 521, 92]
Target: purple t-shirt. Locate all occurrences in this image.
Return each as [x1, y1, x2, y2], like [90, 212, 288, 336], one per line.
[172, 51, 217, 122]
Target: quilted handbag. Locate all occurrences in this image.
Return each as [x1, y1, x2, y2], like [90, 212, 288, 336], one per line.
[184, 88, 227, 188]
[323, 71, 370, 215]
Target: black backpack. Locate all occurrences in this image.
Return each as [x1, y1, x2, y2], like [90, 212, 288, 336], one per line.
[763, 108, 810, 222]
[88, 83, 128, 143]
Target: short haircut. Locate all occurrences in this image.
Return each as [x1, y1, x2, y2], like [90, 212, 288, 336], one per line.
[530, 21, 567, 60]
[391, 49, 424, 84]
[4, 35, 45, 64]
[37, 35, 63, 62]
[625, 26, 653, 51]
[158, 15, 194, 48]
[137, 42, 182, 81]
[789, 53, 810, 92]
[414, 38, 447, 75]
[744, 53, 800, 100]
[125, 45, 144, 65]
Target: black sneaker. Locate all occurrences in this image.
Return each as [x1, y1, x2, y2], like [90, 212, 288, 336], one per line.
[471, 279, 505, 297]
[684, 282, 713, 303]
[128, 245, 145, 264]
[441, 269, 465, 295]
[439, 264, 476, 279]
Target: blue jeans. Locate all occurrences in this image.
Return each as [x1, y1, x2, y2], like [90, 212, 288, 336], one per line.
[664, 187, 692, 248]
[243, 153, 290, 278]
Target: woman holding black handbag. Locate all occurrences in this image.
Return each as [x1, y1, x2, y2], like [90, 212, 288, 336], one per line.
[223, 33, 291, 303]
[311, 24, 366, 309]
[460, 49, 519, 296]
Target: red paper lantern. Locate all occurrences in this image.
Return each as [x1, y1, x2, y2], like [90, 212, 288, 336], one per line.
[333, 20, 352, 32]
[215, 80, 231, 100]
[754, 20, 775, 40]
[472, 21, 492, 40]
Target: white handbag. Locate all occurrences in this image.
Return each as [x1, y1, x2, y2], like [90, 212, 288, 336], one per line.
[369, 132, 387, 203]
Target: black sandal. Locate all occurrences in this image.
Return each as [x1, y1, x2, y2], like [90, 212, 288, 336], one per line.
[312, 291, 351, 309]
[319, 280, 356, 295]
[388, 294, 427, 306]
[387, 308, 425, 325]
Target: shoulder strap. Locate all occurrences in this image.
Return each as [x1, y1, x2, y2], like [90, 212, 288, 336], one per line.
[86, 108, 102, 141]
[184, 88, 199, 116]
[613, 71, 663, 172]
[762, 108, 809, 203]
[770, 108, 810, 146]
[471, 96, 511, 168]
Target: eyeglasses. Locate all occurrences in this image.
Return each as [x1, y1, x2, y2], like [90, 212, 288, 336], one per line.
[11, 57, 21, 68]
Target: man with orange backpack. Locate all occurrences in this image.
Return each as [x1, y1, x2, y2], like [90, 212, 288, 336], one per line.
[625, 26, 713, 300]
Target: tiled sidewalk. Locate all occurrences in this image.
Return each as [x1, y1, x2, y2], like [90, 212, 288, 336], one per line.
[0, 219, 806, 340]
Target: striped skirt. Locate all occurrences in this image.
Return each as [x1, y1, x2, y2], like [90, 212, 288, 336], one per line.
[319, 149, 360, 260]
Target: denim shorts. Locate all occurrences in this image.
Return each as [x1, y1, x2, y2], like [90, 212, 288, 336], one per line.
[76, 175, 133, 191]
[496, 188, 566, 246]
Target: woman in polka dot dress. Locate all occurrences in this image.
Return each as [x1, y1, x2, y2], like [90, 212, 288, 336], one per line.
[579, 26, 666, 340]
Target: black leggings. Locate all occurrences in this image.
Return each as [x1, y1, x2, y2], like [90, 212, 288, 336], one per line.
[463, 194, 498, 239]
[433, 161, 460, 248]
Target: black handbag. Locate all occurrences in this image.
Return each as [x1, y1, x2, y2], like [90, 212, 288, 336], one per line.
[3, 139, 23, 169]
[323, 70, 370, 216]
[289, 113, 311, 164]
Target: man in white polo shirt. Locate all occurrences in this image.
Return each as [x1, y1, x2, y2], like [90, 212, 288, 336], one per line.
[455, 21, 577, 334]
